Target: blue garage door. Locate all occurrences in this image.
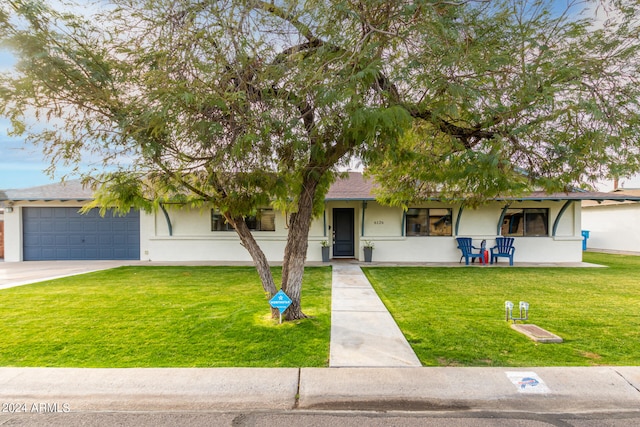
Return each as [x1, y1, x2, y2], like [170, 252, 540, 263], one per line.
[23, 207, 140, 261]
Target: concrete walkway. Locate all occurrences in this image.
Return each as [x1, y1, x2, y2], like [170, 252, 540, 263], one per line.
[0, 261, 129, 290]
[329, 262, 421, 367]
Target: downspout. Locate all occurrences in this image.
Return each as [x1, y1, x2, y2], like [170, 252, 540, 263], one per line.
[552, 200, 572, 237]
[160, 203, 173, 236]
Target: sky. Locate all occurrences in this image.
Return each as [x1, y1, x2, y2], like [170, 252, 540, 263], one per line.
[0, 0, 639, 191]
[0, 0, 106, 190]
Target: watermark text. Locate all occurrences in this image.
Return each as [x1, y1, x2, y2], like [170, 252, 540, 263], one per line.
[2, 402, 71, 413]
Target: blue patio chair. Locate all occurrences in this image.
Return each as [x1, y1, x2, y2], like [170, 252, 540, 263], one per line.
[490, 237, 515, 266]
[456, 237, 486, 265]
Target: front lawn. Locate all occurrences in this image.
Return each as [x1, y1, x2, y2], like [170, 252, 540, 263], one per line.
[0, 266, 331, 367]
[363, 252, 640, 367]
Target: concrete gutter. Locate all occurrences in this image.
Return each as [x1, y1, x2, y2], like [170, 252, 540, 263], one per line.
[1, 367, 639, 413]
[299, 367, 640, 413]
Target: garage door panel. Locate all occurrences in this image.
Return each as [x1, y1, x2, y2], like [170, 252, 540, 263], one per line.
[24, 234, 41, 245]
[97, 223, 110, 233]
[111, 222, 127, 232]
[54, 222, 68, 232]
[55, 235, 69, 246]
[68, 235, 83, 245]
[84, 248, 99, 259]
[99, 235, 112, 245]
[111, 248, 127, 259]
[23, 219, 42, 233]
[68, 248, 84, 259]
[54, 208, 69, 218]
[100, 248, 114, 258]
[23, 207, 139, 261]
[42, 248, 57, 259]
[30, 208, 52, 218]
[68, 221, 83, 232]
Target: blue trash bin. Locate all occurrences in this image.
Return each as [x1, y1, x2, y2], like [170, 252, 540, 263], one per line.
[581, 230, 590, 251]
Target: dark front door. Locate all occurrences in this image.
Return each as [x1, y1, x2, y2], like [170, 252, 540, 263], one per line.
[333, 208, 354, 257]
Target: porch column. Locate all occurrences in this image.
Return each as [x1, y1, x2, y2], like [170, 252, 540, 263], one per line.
[361, 201, 367, 236]
[160, 204, 173, 236]
[552, 200, 573, 237]
[454, 206, 464, 236]
[497, 204, 511, 236]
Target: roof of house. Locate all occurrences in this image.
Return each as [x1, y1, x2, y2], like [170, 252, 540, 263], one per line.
[3, 173, 640, 204]
[325, 172, 377, 201]
[0, 180, 94, 202]
[326, 173, 640, 203]
[582, 188, 640, 207]
[501, 190, 640, 202]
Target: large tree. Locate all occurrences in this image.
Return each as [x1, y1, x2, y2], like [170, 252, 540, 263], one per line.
[1, 0, 639, 319]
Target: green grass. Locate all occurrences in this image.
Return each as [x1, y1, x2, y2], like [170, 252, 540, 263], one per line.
[363, 252, 640, 367]
[0, 266, 331, 368]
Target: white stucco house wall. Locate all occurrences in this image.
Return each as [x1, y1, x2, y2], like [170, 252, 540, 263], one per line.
[3, 173, 638, 264]
[581, 189, 640, 253]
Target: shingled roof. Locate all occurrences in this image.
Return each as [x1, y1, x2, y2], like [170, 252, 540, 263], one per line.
[497, 190, 640, 202]
[324, 173, 640, 203]
[582, 188, 640, 207]
[325, 172, 376, 200]
[0, 180, 94, 202]
[3, 173, 640, 204]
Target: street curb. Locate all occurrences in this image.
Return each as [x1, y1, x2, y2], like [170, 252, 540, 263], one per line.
[1, 367, 640, 413]
[0, 368, 299, 412]
[298, 367, 640, 413]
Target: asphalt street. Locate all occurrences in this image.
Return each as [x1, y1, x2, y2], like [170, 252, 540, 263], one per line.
[1, 409, 640, 426]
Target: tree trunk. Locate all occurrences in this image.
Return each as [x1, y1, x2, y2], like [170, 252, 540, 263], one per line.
[281, 174, 319, 320]
[226, 214, 279, 317]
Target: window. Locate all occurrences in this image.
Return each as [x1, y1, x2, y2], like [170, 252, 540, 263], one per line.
[406, 208, 452, 236]
[211, 209, 276, 232]
[502, 208, 548, 236]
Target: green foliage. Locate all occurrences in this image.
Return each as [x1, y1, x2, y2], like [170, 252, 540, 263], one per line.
[0, 266, 331, 367]
[363, 252, 640, 367]
[366, 0, 640, 205]
[1, 1, 639, 207]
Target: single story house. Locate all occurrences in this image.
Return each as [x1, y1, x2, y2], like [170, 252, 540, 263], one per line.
[3, 173, 640, 263]
[582, 188, 640, 253]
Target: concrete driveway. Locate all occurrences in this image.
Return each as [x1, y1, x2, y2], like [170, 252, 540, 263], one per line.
[0, 260, 133, 290]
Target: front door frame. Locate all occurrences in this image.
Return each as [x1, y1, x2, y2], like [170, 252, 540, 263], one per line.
[332, 208, 355, 258]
